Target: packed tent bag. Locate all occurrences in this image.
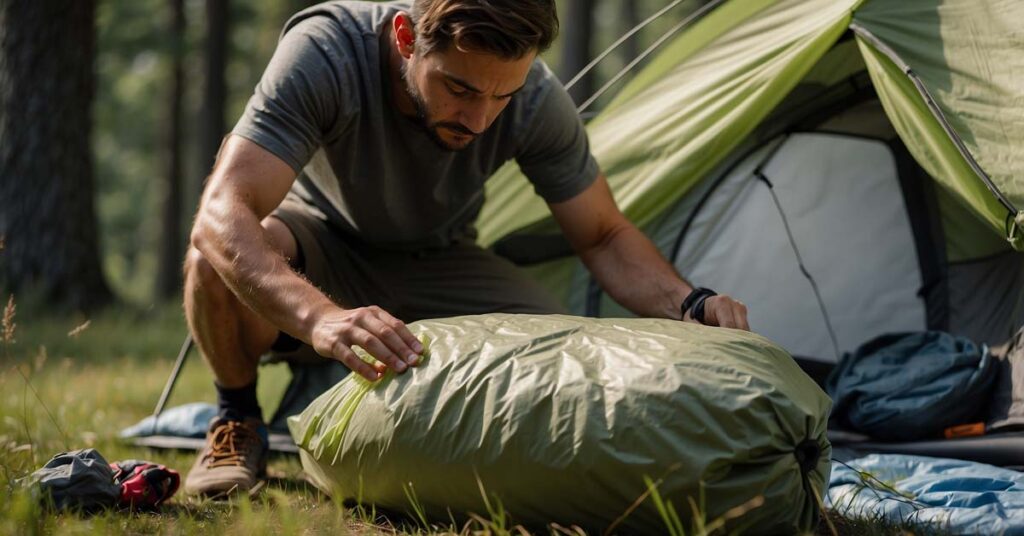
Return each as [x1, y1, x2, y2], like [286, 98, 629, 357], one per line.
[289, 314, 831, 533]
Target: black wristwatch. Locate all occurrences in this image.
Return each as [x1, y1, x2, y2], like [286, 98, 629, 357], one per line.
[681, 287, 717, 324]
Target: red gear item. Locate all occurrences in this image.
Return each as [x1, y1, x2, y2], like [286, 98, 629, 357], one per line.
[109, 460, 181, 508]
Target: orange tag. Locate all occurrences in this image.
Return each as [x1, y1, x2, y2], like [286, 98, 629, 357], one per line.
[944, 422, 985, 439]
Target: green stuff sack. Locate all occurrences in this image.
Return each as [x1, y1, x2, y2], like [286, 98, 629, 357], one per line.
[289, 314, 831, 533]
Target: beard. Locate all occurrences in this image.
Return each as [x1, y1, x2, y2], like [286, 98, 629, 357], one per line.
[401, 62, 478, 151]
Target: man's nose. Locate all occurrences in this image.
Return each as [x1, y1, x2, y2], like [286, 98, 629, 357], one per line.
[459, 101, 491, 135]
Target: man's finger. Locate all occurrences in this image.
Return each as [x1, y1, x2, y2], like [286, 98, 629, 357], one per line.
[735, 302, 751, 331]
[377, 312, 422, 355]
[350, 326, 408, 373]
[399, 323, 424, 356]
[712, 298, 737, 329]
[366, 315, 420, 365]
[332, 342, 381, 381]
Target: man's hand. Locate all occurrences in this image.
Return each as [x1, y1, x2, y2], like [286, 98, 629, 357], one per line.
[685, 295, 750, 331]
[310, 306, 424, 381]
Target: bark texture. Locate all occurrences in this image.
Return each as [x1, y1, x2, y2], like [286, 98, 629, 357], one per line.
[198, 0, 228, 183]
[0, 0, 112, 311]
[156, 0, 186, 298]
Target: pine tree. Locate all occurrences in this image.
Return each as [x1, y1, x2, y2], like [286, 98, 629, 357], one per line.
[0, 0, 113, 311]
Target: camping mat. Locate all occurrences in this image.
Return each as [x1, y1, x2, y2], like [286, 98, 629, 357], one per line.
[289, 314, 831, 533]
[828, 454, 1024, 534]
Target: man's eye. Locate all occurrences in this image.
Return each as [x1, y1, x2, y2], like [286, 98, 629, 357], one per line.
[447, 84, 469, 97]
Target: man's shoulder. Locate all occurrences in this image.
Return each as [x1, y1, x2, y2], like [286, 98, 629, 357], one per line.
[501, 58, 576, 134]
[523, 57, 561, 95]
[281, 1, 406, 41]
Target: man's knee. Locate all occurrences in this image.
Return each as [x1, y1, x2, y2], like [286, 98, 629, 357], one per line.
[262, 216, 300, 269]
[184, 247, 229, 297]
[183, 216, 296, 287]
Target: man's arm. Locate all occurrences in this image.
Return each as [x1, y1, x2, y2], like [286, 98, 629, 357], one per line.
[548, 174, 750, 330]
[191, 135, 422, 380]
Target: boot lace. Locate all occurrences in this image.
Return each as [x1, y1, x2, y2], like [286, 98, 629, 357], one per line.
[204, 420, 262, 468]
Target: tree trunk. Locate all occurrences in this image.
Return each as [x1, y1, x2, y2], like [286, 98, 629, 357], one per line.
[0, 0, 113, 311]
[560, 0, 594, 105]
[156, 0, 186, 299]
[199, 0, 229, 185]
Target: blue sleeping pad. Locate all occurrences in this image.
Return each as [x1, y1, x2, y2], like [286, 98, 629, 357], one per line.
[828, 454, 1024, 535]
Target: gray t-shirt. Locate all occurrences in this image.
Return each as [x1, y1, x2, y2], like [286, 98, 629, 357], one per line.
[232, 1, 599, 250]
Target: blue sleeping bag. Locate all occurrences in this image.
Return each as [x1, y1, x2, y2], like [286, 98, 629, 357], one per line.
[828, 454, 1024, 535]
[826, 332, 996, 440]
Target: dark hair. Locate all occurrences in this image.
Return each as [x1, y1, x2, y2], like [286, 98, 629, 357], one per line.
[410, 0, 559, 60]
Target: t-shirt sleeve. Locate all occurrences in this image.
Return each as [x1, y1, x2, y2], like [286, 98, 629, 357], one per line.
[515, 70, 600, 203]
[232, 17, 356, 173]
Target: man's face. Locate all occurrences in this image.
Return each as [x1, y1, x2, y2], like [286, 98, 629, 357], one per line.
[402, 45, 535, 151]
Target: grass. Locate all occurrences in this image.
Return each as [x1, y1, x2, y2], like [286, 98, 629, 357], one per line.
[0, 302, 361, 534]
[0, 301, 951, 535]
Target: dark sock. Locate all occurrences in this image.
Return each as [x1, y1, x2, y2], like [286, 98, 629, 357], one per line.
[215, 379, 263, 422]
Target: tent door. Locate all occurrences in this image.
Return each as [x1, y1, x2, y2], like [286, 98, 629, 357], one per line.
[669, 132, 927, 362]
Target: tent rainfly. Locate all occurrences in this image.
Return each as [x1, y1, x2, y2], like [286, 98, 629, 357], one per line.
[479, 0, 1024, 364]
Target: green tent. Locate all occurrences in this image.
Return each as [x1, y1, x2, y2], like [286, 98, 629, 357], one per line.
[480, 0, 1024, 364]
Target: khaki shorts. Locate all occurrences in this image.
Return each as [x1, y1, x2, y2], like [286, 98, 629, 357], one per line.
[267, 196, 567, 363]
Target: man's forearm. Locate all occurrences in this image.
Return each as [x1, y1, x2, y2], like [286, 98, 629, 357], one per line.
[189, 135, 423, 380]
[578, 222, 692, 319]
[192, 194, 335, 345]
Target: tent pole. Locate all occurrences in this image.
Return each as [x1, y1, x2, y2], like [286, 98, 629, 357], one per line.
[152, 333, 193, 422]
[576, 0, 725, 114]
[564, 0, 689, 91]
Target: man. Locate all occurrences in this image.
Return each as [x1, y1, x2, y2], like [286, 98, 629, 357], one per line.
[183, 0, 749, 495]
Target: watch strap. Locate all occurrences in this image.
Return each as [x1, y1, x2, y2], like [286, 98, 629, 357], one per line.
[681, 287, 717, 324]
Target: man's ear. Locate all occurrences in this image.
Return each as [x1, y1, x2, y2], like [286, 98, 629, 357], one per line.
[393, 13, 416, 59]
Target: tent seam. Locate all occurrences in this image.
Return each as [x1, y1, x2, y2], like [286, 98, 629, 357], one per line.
[848, 22, 1020, 229]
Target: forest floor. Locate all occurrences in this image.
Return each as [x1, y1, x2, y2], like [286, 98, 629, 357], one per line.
[0, 303, 946, 535]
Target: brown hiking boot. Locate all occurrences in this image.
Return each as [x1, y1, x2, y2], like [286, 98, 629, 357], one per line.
[184, 416, 268, 496]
